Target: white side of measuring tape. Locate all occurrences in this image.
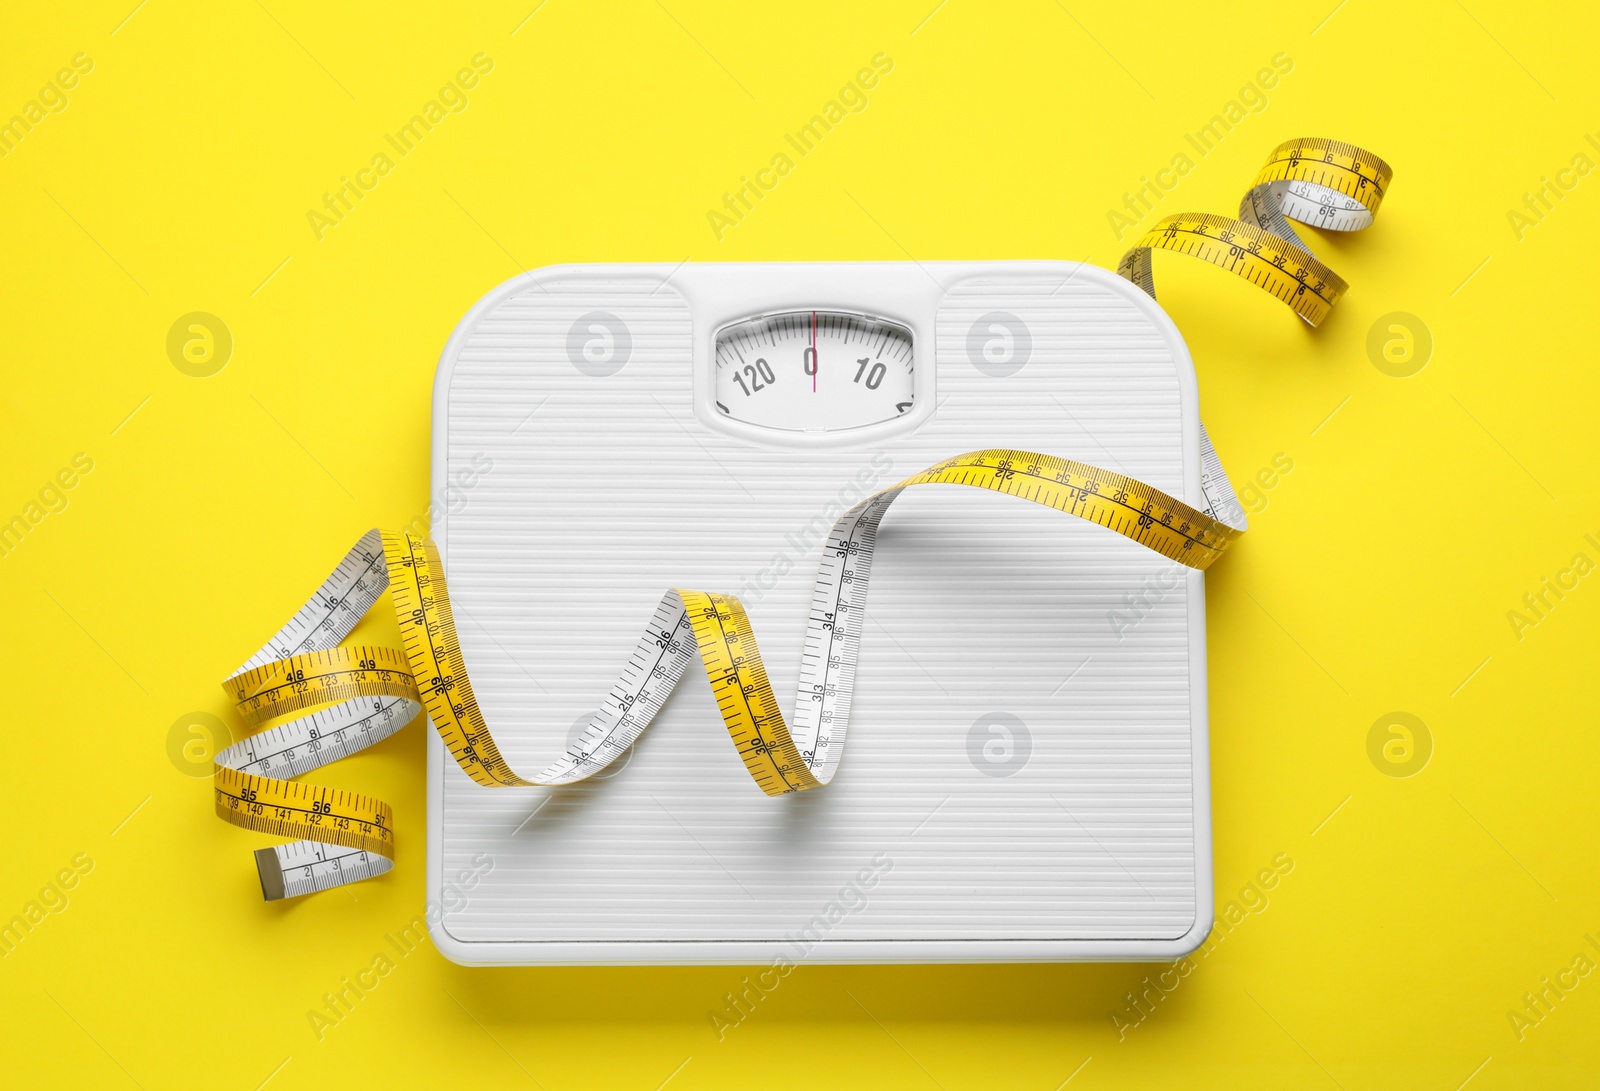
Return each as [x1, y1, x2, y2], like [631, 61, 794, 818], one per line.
[224, 448, 1239, 897]
[218, 138, 1391, 900]
[219, 533, 417, 898]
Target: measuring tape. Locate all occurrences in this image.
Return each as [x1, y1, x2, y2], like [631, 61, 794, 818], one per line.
[216, 136, 1389, 899]
[1115, 135, 1392, 545]
[217, 453, 1237, 898]
[1118, 137, 1391, 327]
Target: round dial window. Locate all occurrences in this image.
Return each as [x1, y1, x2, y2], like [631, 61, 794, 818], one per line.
[713, 311, 914, 432]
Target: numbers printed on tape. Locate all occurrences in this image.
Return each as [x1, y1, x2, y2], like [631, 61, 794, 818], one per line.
[214, 452, 1240, 898]
[213, 136, 1391, 900]
[1118, 137, 1392, 327]
[1112, 135, 1389, 530]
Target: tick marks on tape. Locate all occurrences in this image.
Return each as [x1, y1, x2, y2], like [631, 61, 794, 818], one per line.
[1107, 454, 1291, 641]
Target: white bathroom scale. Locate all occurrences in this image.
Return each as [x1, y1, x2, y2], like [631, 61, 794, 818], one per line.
[427, 261, 1215, 964]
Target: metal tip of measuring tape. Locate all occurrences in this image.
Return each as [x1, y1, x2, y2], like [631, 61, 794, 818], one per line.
[254, 848, 287, 902]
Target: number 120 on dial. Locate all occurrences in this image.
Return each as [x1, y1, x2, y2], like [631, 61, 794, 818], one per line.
[713, 311, 914, 433]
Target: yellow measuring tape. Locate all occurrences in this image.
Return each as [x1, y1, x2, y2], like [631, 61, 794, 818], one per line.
[216, 453, 1237, 898]
[216, 136, 1390, 899]
[1119, 137, 1391, 326]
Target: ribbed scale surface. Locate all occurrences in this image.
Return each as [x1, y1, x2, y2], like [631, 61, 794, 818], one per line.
[436, 270, 1202, 948]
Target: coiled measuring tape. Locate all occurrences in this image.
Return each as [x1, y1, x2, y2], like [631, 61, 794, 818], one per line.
[1118, 136, 1391, 327]
[216, 136, 1389, 900]
[1118, 136, 1391, 529]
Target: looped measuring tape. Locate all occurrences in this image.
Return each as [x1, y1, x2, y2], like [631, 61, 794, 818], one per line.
[1118, 136, 1392, 328]
[1117, 135, 1392, 532]
[216, 452, 1239, 899]
[216, 136, 1390, 900]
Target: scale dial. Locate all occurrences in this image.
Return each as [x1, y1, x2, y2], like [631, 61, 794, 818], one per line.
[713, 311, 914, 433]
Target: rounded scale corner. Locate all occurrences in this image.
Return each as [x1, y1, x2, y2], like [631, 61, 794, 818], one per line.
[431, 262, 690, 411]
[1166, 905, 1215, 960]
[936, 258, 1204, 516]
[1041, 258, 1190, 354]
[935, 258, 1196, 389]
[426, 259, 1212, 966]
[427, 912, 485, 967]
[1090, 263, 1196, 394]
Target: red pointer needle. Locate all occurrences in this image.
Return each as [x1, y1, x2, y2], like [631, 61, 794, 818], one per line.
[811, 310, 817, 394]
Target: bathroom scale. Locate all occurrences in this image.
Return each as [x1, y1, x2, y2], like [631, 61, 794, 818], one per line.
[424, 260, 1219, 965]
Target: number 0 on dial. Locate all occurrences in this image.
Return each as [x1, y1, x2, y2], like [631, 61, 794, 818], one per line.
[713, 311, 914, 433]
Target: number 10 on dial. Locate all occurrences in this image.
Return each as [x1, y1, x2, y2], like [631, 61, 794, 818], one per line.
[713, 311, 914, 433]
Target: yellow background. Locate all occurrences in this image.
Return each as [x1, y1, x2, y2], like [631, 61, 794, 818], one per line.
[3, 0, 1597, 1086]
